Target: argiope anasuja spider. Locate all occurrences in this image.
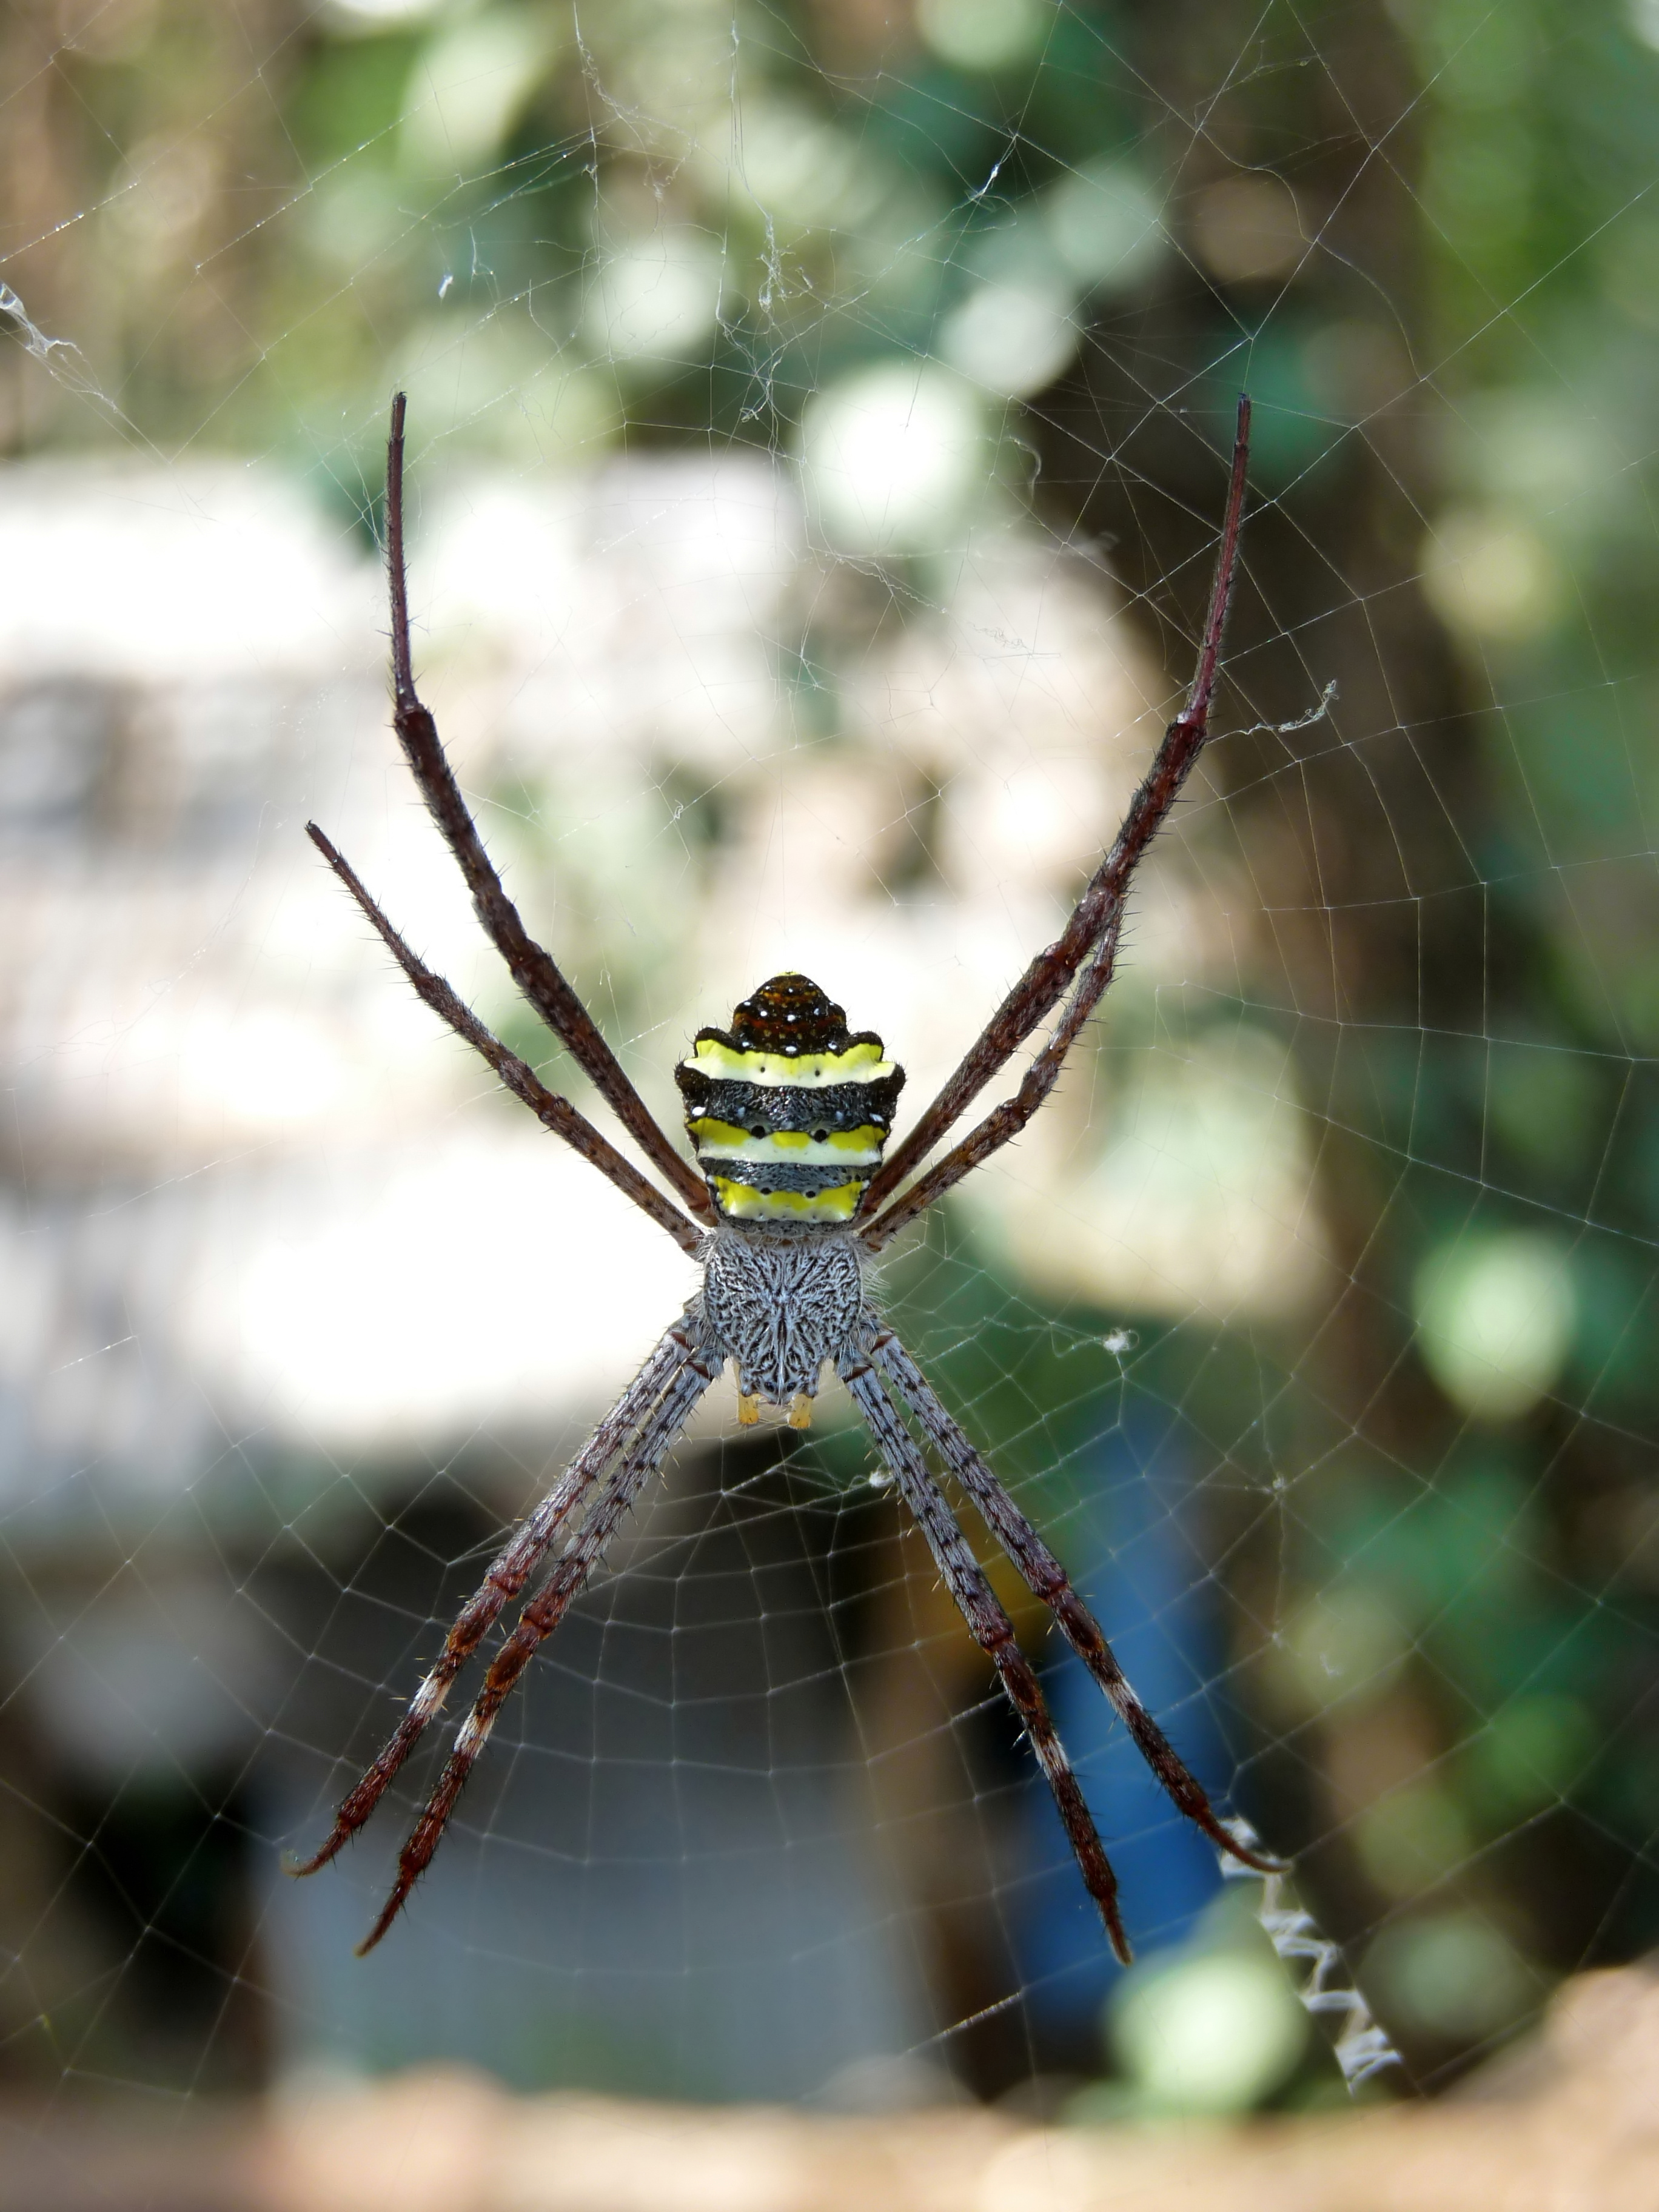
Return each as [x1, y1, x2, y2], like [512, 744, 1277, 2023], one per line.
[292, 390, 1278, 1959]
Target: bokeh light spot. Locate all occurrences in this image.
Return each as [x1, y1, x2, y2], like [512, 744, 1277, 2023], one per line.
[1413, 1232, 1577, 1422]
[798, 363, 989, 558]
[1108, 1949, 1309, 2115]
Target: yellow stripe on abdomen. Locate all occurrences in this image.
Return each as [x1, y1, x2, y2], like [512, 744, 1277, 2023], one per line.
[675, 974, 907, 1227]
[681, 1037, 894, 1088]
[709, 1176, 865, 1224]
[688, 1118, 886, 1167]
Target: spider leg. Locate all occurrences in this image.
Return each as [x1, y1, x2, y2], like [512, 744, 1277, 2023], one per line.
[838, 1344, 1133, 1965]
[859, 395, 1252, 1221]
[379, 394, 713, 1224]
[288, 1316, 700, 1881]
[356, 1328, 722, 1954]
[307, 825, 703, 1257]
[863, 1322, 1281, 1874]
[859, 914, 1121, 1252]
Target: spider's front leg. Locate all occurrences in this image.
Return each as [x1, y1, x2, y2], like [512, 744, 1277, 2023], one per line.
[377, 394, 714, 1226]
[857, 393, 1254, 1236]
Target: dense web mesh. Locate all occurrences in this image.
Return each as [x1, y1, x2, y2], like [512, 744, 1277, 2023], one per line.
[1, 0, 1656, 2122]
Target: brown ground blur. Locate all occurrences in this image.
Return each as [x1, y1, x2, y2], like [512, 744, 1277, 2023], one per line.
[2, 1957, 1655, 2212]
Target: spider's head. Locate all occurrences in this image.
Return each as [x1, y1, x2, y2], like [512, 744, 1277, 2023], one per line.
[675, 973, 905, 1227]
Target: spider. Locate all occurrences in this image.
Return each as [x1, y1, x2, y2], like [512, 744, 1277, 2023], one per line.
[292, 390, 1278, 1960]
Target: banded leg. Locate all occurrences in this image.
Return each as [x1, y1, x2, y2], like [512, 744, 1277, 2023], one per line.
[865, 1322, 1280, 1875]
[839, 1346, 1132, 1964]
[379, 394, 714, 1224]
[357, 1336, 721, 1953]
[859, 915, 1121, 1252]
[307, 825, 703, 1256]
[290, 1318, 700, 1881]
[859, 394, 1252, 1221]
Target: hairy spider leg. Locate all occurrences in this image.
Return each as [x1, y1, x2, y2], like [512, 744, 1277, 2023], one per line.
[305, 826, 702, 1254]
[288, 1315, 700, 1881]
[297, 396, 1279, 1961]
[839, 1347, 1132, 1965]
[356, 1327, 722, 1954]
[863, 1324, 1282, 1876]
[860, 393, 1252, 1220]
[379, 394, 714, 1224]
[860, 915, 1122, 1253]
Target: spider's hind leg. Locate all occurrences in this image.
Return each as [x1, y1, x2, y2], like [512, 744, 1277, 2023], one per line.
[838, 1344, 1133, 1964]
[865, 1322, 1281, 1878]
[355, 1330, 722, 1954]
[288, 1315, 699, 1883]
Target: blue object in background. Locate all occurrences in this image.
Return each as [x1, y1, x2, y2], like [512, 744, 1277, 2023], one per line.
[1010, 1406, 1238, 2043]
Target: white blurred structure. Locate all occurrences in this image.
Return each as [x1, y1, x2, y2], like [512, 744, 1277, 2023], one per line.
[0, 437, 1329, 1517]
[0, 432, 1333, 2100]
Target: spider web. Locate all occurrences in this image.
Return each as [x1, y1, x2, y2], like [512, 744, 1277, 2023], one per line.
[1, 0, 1655, 2125]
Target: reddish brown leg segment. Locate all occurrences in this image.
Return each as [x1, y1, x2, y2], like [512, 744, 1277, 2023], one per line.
[860, 394, 1252, 1224]
[865, 1324, 1281, 1877]
[839, 1347, 1132, 1965]
[379, 395, 714, 1224]
[306, 826, 703, 1256]
[355, 1332, 721, 1954]
[859, 915, 1124, 1253]
[287, 1318, 699, 1882]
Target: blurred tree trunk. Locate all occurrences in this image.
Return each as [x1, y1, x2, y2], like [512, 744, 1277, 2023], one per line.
[1034, 0, 1506, 2057]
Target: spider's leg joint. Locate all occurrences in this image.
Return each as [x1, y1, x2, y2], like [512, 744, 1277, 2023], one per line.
[409, 1672, 452, 1724]
[787, 1393, 813, 1430]
[737, 1392, 761, 1426]
[454, 1708, 497, 1759]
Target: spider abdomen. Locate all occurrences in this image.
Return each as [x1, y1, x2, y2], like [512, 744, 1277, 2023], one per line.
[676, 973, 905, 1226]
[702, 1227, 864, 1404]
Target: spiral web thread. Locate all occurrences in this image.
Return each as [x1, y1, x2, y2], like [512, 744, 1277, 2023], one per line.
[1221, 1822, 1403, 2094]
